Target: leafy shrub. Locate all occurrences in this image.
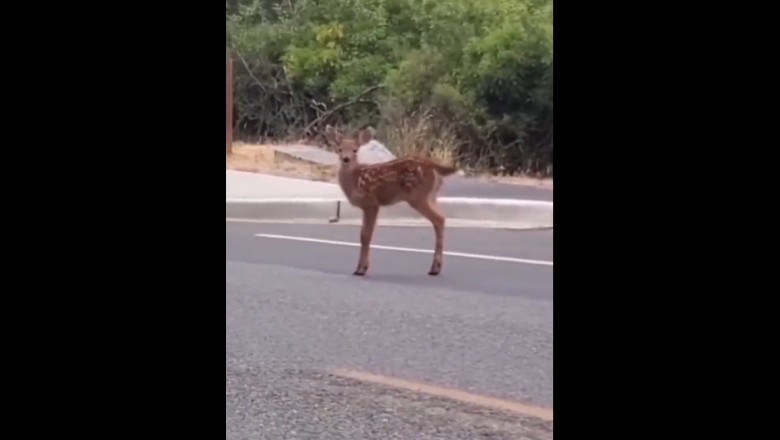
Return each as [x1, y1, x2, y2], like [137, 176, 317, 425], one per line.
[227, 0, 553, 176]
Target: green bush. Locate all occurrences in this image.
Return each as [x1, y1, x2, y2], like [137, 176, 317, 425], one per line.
[227, 0, 553, 177]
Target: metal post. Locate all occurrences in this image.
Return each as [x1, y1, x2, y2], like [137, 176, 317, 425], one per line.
[226, 49, 233, 154]
[329, 201, 341, 223]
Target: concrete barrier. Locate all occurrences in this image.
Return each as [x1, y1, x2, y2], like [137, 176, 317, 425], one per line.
[226, 197, 553, 229]
[226, 170, 553, 229]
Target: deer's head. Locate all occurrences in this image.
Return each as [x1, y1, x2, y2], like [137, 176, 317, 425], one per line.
[324, 125, 375, 167]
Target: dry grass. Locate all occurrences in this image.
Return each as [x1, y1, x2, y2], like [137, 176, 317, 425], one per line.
[227, 141, 552, 189]
[226, 142, 337, 182]
[379, 113, 552, 189]
[380, 112, 458, 166]
[477, 174, 553, 189]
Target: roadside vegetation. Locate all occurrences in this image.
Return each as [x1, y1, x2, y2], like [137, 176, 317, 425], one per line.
[227, 0, 553, 178]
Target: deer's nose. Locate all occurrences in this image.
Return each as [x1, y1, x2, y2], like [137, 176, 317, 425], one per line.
[342, 157, 351, 163]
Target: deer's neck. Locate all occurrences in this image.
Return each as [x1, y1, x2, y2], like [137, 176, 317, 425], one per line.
[337, 165, 361, 200]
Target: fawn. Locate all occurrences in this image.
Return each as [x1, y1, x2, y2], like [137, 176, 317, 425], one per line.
[324, 124, 458, 276]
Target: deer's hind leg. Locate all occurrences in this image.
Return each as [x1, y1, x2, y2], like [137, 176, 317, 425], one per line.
[408, 198, 446, 275]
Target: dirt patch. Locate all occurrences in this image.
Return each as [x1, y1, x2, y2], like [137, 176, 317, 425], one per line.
[227, 142, 552, 190]
[475, 174, 553, 189]
[227, 142, 337, 182]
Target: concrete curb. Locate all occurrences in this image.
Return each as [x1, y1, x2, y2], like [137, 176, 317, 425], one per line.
[226, 197, 553, 229]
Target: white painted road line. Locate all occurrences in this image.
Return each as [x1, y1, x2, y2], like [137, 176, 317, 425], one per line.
[254, 233, 553, 267]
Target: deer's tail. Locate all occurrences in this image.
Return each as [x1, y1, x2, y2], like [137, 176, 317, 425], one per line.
[432, 162, 459, 177]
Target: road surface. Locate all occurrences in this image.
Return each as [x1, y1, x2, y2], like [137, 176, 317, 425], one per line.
[226, 221, 553, 439]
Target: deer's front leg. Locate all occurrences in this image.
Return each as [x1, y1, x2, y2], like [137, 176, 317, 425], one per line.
[354, 206, 379, 276]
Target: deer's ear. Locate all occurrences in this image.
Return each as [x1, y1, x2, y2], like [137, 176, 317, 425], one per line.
[358, 126, 375, 145]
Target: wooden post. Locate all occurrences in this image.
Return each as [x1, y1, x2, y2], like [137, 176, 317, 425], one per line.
[226, 49, 233, 154]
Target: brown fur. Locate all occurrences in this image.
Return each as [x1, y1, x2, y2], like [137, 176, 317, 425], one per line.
[324, 125, 458, 276]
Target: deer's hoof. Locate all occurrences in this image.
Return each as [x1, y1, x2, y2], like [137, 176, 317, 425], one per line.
[353, 266, 368, 276]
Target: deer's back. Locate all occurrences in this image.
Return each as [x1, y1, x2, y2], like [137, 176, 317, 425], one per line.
[355, 158, 439, 206]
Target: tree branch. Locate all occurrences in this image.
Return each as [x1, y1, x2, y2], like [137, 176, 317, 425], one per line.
[304, 85, 384, 134]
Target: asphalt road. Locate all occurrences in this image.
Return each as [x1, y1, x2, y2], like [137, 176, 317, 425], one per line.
[440, 177, 553, 201]
[226, 221, 553, 439]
